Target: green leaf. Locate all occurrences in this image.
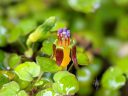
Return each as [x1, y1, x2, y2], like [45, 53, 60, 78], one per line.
[14, 62, 40, 81]
[36, 56, 62, 72]
[24, 48, 33, 58]
[101, 67, 126, 90]
[68, 0, 101, 13]
[0, 71, 15, 87]
[0, 81, 20, 96]
[0, 72, 9, 87]
[116, 57, 128, 78]
[17, 90, 28, 96]
[8, 53, 21, 69]
[41, 40, 53, 55]
[16, 78, 30, 89]
[53, 71, 79, 95]
[34, 79, 44, 86]
[77, 52, 90, 65]
[87, 63, 102, 76]
[36, 88, 58, 96]
[76, 67, 93, 86]
[40, 77, 53, 88]
[53, 71, 73, 81]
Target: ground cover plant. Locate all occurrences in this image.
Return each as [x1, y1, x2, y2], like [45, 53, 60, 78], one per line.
[0, 0, 128, 96]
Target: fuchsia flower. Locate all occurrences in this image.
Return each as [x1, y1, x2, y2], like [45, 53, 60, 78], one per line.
[53, 28, 77, 68]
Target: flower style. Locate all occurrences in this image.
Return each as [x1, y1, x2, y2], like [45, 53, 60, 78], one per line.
[53, 28, 77, 68]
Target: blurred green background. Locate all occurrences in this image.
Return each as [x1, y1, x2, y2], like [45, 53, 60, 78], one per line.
[0, 0, 128, 96]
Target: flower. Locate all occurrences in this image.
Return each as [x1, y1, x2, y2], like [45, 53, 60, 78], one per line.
[53, 28, 77, 68]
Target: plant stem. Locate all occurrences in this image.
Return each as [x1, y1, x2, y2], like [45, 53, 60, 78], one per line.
[68, 63, 74, 72]
[36, 72, 44, 83]
[17, 39, 27, 51]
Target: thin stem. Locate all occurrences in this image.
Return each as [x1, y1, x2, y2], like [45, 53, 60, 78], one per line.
[68, 63, 74, 72]
[17, 39, 27, 51]
[36, 72, 43, 82]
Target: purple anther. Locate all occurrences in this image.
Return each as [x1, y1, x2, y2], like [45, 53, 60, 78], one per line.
[63, 28, 67, 32]
[66, 30, 70, 37]
[58, 28, 63, 34]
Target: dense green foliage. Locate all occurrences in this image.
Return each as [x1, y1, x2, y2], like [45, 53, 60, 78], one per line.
[0, 0, 128, 96]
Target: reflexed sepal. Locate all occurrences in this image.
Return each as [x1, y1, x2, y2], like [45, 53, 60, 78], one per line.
[55, 47, 64, 66]
[71, 45, 78, 65]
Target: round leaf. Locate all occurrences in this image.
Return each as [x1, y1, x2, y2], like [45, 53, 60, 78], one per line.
[53, 71, 79, 95]
[53, 71, 73, 81]
[101, 67, 126, 90]
[116, 57, 128, 78]
[17, 90, 28, 96]
[36, 56, 62, 72]
[0, 81, 20, 96]
[41, 40, 53, 55]
[14, 62, 40, 81]
[36, 88, 58, 96]
[76, 67, 93, 87]
[8, 53, 21, 69]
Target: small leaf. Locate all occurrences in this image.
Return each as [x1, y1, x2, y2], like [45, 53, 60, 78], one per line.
[8, 53, 21, 69]
[0, 71, 15, 87]
[41, 40, 53, 55]
[36, 88, 58, 96]
[101, 67, 126, 90]
[16, 78, 30, 89]
[0, 81, 20, 96]
[0, 72, 10, 87]
[24, 48, 33, 58]
[77, 52, 89, 65]
[53, 71, 73, 81]
[34, 79, 44, 86]
[76, 67, 93, 86]
[116, 57, 128, 78]
[53, 71, 79, 95]
[36, 56, 62, 72]
[14, 62, 40, 81]
[17, 90, 28, 96]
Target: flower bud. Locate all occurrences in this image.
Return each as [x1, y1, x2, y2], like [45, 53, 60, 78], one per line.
[53, 28, 77, 68]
